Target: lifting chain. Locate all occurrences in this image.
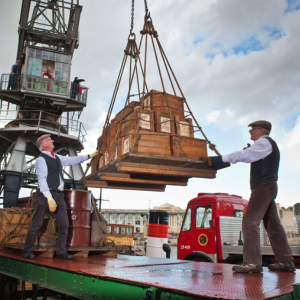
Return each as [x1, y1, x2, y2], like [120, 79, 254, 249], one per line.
[144, 0, 150, 19]
[130, 0, 135, 36]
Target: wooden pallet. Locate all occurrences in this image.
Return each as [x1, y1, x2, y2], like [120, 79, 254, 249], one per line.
[3, 244, 129, 258]
[83, 152, 229, 191]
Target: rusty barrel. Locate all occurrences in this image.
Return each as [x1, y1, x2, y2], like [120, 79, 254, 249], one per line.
[64, 190, 91, 247]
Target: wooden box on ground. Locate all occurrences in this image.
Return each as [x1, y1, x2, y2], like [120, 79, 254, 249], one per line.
[0, 208, 38, 246]
[175, 116, 194, 138]
[121, 133, 171, 156]
[171, 136, 207, 158]
[121, 108, 154, 135]
[142, 90, 185, 117]
[154, 111, 174, 134]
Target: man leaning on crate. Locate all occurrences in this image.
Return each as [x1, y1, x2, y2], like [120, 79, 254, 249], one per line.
[23, 134, 100, 260]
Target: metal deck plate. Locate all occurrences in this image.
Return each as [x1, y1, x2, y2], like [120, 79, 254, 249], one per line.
[0, 250, 299, 299]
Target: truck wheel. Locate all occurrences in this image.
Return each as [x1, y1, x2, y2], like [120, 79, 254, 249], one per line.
[183, 253, 213, 262]
[226, 255, 272, 266]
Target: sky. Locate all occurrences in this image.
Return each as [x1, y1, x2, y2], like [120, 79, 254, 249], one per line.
[0, 0, 300, 211]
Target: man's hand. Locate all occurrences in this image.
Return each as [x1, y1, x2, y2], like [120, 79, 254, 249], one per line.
[89, 151, 101, 159]
[47, 196, 57, 212]
[203, 156, 223, 167]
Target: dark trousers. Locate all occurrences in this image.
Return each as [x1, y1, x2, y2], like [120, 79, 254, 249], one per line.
[243, 181, 293, 265]
[23, 189, 69, 255]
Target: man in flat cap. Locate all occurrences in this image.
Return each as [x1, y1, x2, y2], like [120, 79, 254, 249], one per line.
[204, 120, 295, 273]
[23, 134, 100, 260]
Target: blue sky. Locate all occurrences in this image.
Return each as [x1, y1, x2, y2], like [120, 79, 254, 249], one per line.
[0, 0, 299, 210]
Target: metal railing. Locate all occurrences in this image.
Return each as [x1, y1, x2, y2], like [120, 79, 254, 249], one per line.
[0, 74, 23, 91]
[0, 109, 87, 144]
[0, 74, 88, 105]
[70, 82, 88, 104]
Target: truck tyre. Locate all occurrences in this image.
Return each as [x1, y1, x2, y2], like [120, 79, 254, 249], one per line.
[183, 252, 213, 262]
[226, 255, 271, 266]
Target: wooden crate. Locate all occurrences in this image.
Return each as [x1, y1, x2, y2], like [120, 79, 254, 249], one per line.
[91, 155, 100, 173]
[171, 136, 207, 158]
[154, 111, 174, 134]
[175, 116, 194, 138]
[113, 101, 140, 124]
[121, 133, 171, 156]
[0, 208, 37, 246]
[121, 108, 154, 135]
[142, 90, 184, 117]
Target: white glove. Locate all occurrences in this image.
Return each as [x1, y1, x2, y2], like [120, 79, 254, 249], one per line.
[47, 196, 57, 212]
[89, 151, 101, 158]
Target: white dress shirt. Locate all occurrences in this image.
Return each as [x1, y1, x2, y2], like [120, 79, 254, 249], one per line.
[222, 135, 272, 164]
[35, 151, 89, 198]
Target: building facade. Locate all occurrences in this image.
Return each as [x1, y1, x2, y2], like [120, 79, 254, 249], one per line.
[101, 203, 185, 240]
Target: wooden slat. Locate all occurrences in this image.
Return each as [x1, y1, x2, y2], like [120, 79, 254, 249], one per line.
[98, 175, 188, 186]
[116, 162, 216, 178]
[84, 180, 166, 191]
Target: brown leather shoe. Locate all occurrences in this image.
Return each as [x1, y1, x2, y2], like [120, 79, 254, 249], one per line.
[56, 252, 73, 260]
[268, 261, 295, 272]
[232, 262, 263, 273]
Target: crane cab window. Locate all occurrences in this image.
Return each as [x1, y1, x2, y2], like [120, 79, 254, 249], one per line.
[182, 208, 191, 232]
[233, 210, 244, 217]
[196, 206, 212, 228]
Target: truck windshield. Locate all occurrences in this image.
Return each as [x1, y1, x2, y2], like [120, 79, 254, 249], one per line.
[182, 208, 191, 232]
[196, 206, 212, 228]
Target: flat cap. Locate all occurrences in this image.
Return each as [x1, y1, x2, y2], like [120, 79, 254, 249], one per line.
[248, 120, 272, 132]
[36, 134, 51, 149]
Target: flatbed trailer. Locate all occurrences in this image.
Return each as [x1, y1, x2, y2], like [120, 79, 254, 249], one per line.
[0, 250, 300, 300]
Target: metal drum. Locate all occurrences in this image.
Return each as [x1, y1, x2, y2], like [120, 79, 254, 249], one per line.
[146, 210, 170, 258]
[64, 190, 91, 247]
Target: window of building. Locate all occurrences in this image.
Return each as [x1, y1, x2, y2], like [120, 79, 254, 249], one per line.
[136, 227, 140, 233]
[120, 227, 125, 235]
[127, 227, 133, 235]
[104, 213, 110, 218]
[119, 220, 125, 225]
[112, 214, 117, 219]
[127, 220, 133, 225]
[196, 206, 212, 228]
[113, 227, 119, 235]
[135, 220, 140, 225]
[233, 210, 244, 218]
[182, 208, 191, 232]
[120, 214, 125, 219]
[135, 214, 140, 219]
[106, 226, 111, 234]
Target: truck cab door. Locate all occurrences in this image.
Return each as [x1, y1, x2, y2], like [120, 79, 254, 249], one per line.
[177, 207, 193, 259]
[192, 204, 216, 261]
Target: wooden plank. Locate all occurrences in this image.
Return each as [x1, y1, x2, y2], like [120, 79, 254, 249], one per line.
[84, 180, 166, 191]
[116, 162, 216, 178]
[98, 172, 189, 182]
[99, 175, 188, 186]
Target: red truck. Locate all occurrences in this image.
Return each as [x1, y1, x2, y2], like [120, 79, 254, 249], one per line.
[177, 193, 300, 267]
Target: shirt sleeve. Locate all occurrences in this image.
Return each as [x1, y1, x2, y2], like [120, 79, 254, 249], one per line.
[35, 156, 51, 198]
[56, 154, 89, 167]
[222, 138, 272, 164]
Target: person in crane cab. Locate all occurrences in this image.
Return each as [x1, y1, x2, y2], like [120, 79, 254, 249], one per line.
[23, 134, 100, 260]
[7, 59, 21, 90]
[204, 120, 295, 273]
[43, 68, 54, 91]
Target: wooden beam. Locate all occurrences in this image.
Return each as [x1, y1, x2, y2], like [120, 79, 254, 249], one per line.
[116, 162, 216, 178]
[98, 175, 188, 186]
[84, 180, 166, 191]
